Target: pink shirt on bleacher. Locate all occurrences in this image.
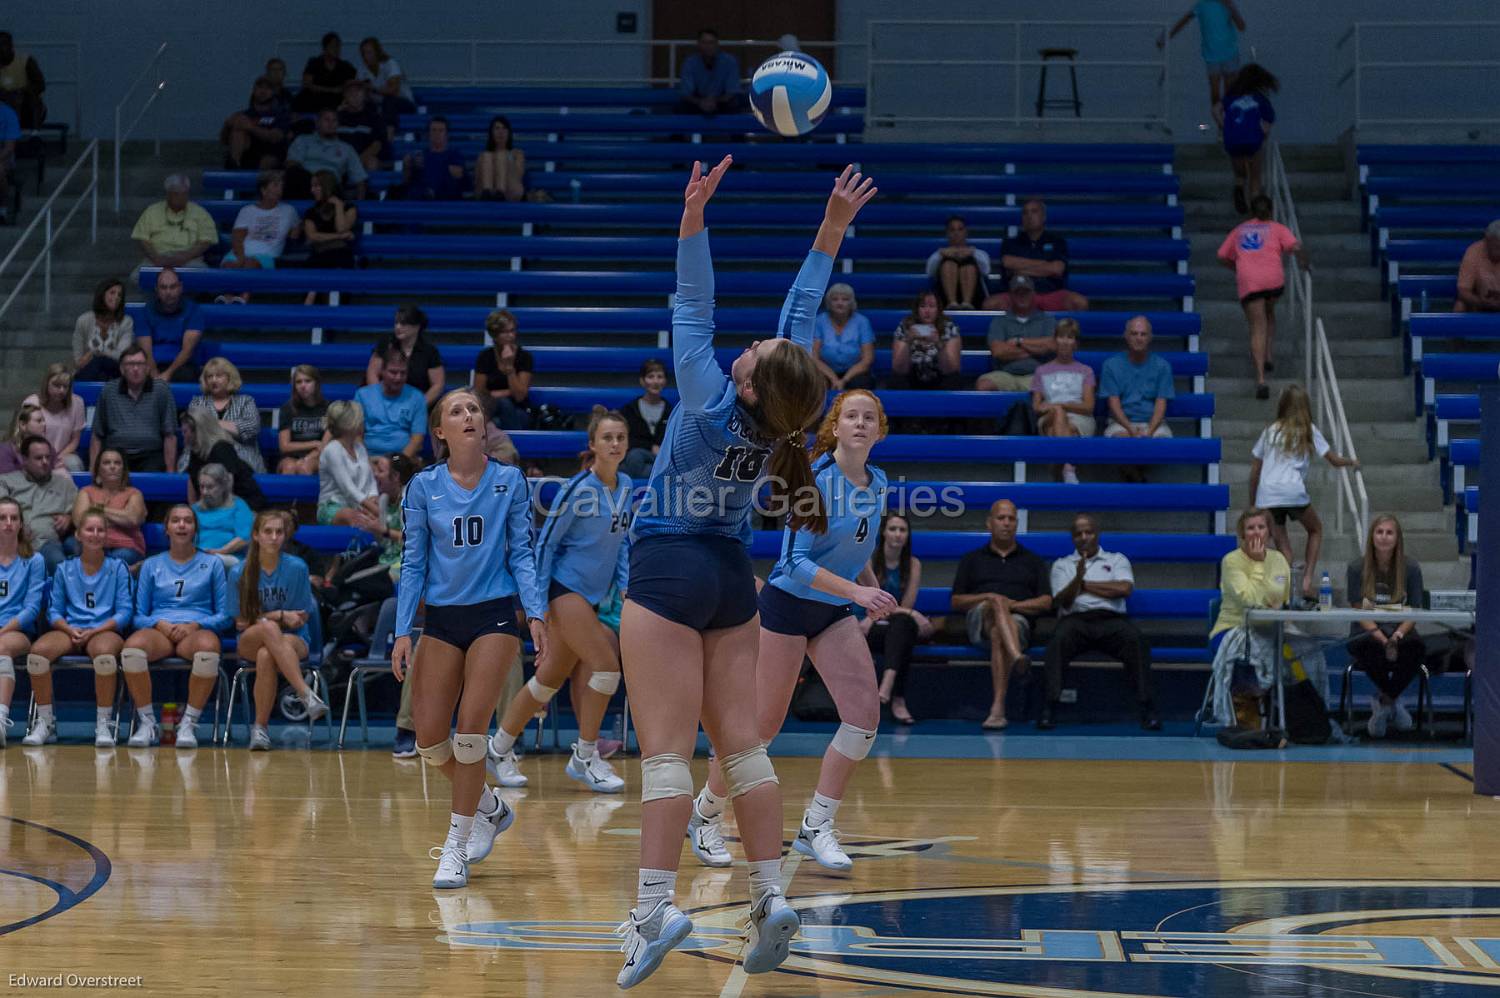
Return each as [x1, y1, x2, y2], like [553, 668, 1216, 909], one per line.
[1217, 219, 1299, 300]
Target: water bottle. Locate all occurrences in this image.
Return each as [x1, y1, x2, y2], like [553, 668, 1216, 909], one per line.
[1318, 571, 1333, 611]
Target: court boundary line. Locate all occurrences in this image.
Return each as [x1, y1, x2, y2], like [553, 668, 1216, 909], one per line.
[0, 815, 113, 936]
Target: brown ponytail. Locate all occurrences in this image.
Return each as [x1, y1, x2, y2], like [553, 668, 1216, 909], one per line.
[750, 341, 829, 534]
[239, 509, 283, 622]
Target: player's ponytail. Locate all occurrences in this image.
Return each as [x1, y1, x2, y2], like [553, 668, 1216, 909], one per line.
[239, 510, 279, 622]
[751, 341, 828, 534]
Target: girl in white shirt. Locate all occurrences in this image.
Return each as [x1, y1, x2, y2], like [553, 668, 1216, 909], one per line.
[317, 400, 381, 526]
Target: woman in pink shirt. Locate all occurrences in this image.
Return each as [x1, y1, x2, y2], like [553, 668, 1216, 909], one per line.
[1217, 194, 1308, 399]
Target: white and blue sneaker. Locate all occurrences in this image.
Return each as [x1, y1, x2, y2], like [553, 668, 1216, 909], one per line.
[687, 802, 733, 868]
[486, 744, 528, 788]
[615, 899, 693, 989]
[21, 716, 56, 746]
[741, 889, 800, 974]
[430, 841, 469, 890]
[792, 818, 852, 872]
[565, 742, 625, 794]
[1390, 699, 1415, 732]
[1366, 696, 1390, 739]
[465, 794, 515, 865]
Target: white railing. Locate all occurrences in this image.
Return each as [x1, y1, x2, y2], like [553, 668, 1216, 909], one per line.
[1337, 21, 1500, 128]
[866, 20, 1170, 128]
[0, 139, 99, 327]
[113, 42, 168, 213]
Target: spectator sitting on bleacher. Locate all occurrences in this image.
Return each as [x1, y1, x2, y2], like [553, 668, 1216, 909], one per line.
[136, 268, 204, 384]
[811, 283, 875, 390]
[867, 513, 934, 726]
[0, 436, 76, 572]
[890, 291, 961, 390]
[0, 32, 45, 128]
[475, 116, 527, 202]
[1217, 193, 1307, 398]
[189, 358, 266, 474]
[473, 308, 536, 430]
[285, 108, 368, 200]
[354, 348, 426, 460]
[1221, 64, 1278, 215]
[0, 404, 46, 474]
[336, 79, 386, 172]
[71, 448, 147, 566]
[265, 57, 293, 112]
[21, 364, 85, 472]
[621, 357, 671, 480]
[299, 170, 358, 295]
[222, 76, 292, 170]
[191, 463, 252, 566]
[1042, 513, 1159, 731]
[927, 216, 991, 310]
[72, 277, 132, 382]
[1346, 514, 1426, 739]
[1102, 314, 1173, 442]
[277, 364, 328, 474]
[1031, 319, 1094, 485]
[89, 344, 177, 474]
[133, 174, 216, 272]
[367, 303, 445, 407]
[368, 453, 415, 569]
[678, 29, 745, 115]
[222, 169, 302, 279]
[1456, 219, 1500, 313]
[179, 408, 265, 511]
[0, 98, 16, 216]
[402, 116, 467, 201]
[977, 275, 1057, 393]
[317, 400, 380, 527]
[984, 199, 1089, 313]
[356, 36, 415, 124]
[950, 500, 1053, 731]
[293, 32, 356, 114]
[1206, 507, 1289, 727]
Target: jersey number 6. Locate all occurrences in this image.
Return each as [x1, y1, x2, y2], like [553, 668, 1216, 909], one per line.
[451, 515, 485, 547]
[713, 446, 767, 483]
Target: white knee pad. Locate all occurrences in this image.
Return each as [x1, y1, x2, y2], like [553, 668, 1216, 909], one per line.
[417, 739, 454, 767]
[526, 675, 559, 703]
[25, 654, 49, 676]
[720, 744, 779, 798]
[191, 651, 220, 678]
[0, 655, 13, 679]
[121, 648, 149, 674]
[586, 670, 621, 696]
[452, 732, 488, 764]
[92, 654, 118, 676]
[639, 752, 693, 803]
[830, 722, 878, 762]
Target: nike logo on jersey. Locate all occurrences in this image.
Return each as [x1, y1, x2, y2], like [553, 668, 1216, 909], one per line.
[430, 494, 446, 500]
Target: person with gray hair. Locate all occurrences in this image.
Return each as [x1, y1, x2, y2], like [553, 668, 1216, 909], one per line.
[180, 407, 266, 510]
[131, 173, 217, 270]
[191, 463, 253, 566]
[811, 282, 875, 389]
[317, 399, 381, 526]
[1456, 219, 1500, 313]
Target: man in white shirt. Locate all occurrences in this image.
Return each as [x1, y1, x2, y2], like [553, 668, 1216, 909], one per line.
[1040, 513, 1159, 731]
[224, 170, 301, 270]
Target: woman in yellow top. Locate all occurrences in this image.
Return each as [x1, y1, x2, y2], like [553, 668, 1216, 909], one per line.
[1207, 508, 1293, 726]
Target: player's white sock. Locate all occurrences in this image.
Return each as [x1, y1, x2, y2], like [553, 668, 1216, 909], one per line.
[806, 792, 841, 828]
[576, 738, 597, 759]
[0, 705, 9, 725]
[477, 785, 500, 815]
[36, 704, 54, 722]
[96, 707, 112, 725]
[747, 859, 781, 905]
[184, 705, 203, 724]
[696, 786, 726, 821]
[137, 706, 154, 725]
[447, 812, 475, 848]
[490, 728, 518, 756]
[637, 868, 675, 908]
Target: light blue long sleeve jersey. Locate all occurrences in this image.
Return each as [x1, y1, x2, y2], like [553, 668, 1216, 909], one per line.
[631, 229, 832, 544]
[50, 557, 133, 631]
[228, 554, 315, 646]
[396, 458, 548, 638]
[766, 454, 887, 606]
[134, 551, 232, 632]
[0, 552, 45, 631]
[535, 469, 633, 606]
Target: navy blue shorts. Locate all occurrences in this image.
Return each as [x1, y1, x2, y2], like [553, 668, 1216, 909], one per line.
[1225, 142, 1263, 160]
[758, 584, 853, 639]
[548, 579, 578, 603]
[422, 596, 519, 652]
[627, 534, 758, 631]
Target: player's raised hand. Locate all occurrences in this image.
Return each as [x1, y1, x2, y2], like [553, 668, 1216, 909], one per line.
[683, 155, 733, 212]
[824, 165, 878, 230]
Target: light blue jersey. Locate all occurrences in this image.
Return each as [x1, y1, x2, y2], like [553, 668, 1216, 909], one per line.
[229, 553, 315, 645]
[396, 458, 547, 638]
[631, 230, 831, 544]
[50, 557, 133, 631]
[0, 552, 45, 632]
[535, 469, 632, 606]
[1194, 0, 1240, 64]
[135, 551, 231, 632]
[767, 455, 887, 606]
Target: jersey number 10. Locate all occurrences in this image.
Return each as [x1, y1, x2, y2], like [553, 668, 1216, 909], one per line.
[451, 515, 486, 547]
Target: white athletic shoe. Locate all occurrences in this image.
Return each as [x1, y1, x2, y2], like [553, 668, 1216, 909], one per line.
[430, 842, 469, 890]
[486, 744, 528, 788]
[615, 899, 693, 989]
[175, 721, 199, 750]
[22, 716, 56, 746]
[792, 818, 853, 872]
[249, 726, 273, 752]
[1390, 699, 1415, 732]
[302, 691, 329, 723]
[1366, 696, 1389, 739]
[565, 742, 625, 794]
[94, 720, 115, 748]
[687, 802, 733, 868]
[741, 889, 800, 974]
[466, 795, 515, 865]
[127, 717, 158, 748]
[0, 717, 7, 748]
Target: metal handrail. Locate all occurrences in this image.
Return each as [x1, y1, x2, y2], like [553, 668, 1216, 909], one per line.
[1314, 313, 1370, 548]
[113, 41, 168, 213]
[0, 139, 100, 327]
[1339, 21, 1500, 128]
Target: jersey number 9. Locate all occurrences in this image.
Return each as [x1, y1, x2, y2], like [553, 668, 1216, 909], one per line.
[451, 515, 485, 547]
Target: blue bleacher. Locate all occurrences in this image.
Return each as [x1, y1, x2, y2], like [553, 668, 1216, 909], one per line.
[411, 85, 868, 111]
[393, 111, 865, 140]
[1432, 393, 1480, 451]
[140, 522, 369, 552]
[1408, 313, 1500, 364]
[1419, 353, 1499, 411]
[745, 530, 1233, 562]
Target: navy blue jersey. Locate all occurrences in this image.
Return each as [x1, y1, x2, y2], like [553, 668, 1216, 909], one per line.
[229, 554, 315, 645]
[50, 557, 133, 631]
[535, 470, 632, 606]
[0, 552, 45, 631]
[135, 552, 232, 632]
[396, 459, 546, 638]
[767, 455, 887, 606]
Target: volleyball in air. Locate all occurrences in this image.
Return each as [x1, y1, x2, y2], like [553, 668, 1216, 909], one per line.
[749, 51, 832, 137]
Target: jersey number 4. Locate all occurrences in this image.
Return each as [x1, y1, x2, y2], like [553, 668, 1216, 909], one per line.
[713, 446, 767, 483]
[451, 515, 485, 547]
[854, 517, 870, 543]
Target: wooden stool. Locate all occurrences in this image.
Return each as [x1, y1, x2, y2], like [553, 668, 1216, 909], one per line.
[1036, 48, 1082, 118]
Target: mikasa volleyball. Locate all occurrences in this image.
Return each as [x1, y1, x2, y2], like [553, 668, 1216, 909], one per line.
[749, 51, 832, 137]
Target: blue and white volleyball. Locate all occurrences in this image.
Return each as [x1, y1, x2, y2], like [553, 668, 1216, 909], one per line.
[749, 52, 832, 137]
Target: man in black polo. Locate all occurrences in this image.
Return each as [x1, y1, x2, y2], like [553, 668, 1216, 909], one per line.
[950, 499, 1052, 730]
[984, 198, 1090, 313]
[90, 343, 178, 473]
